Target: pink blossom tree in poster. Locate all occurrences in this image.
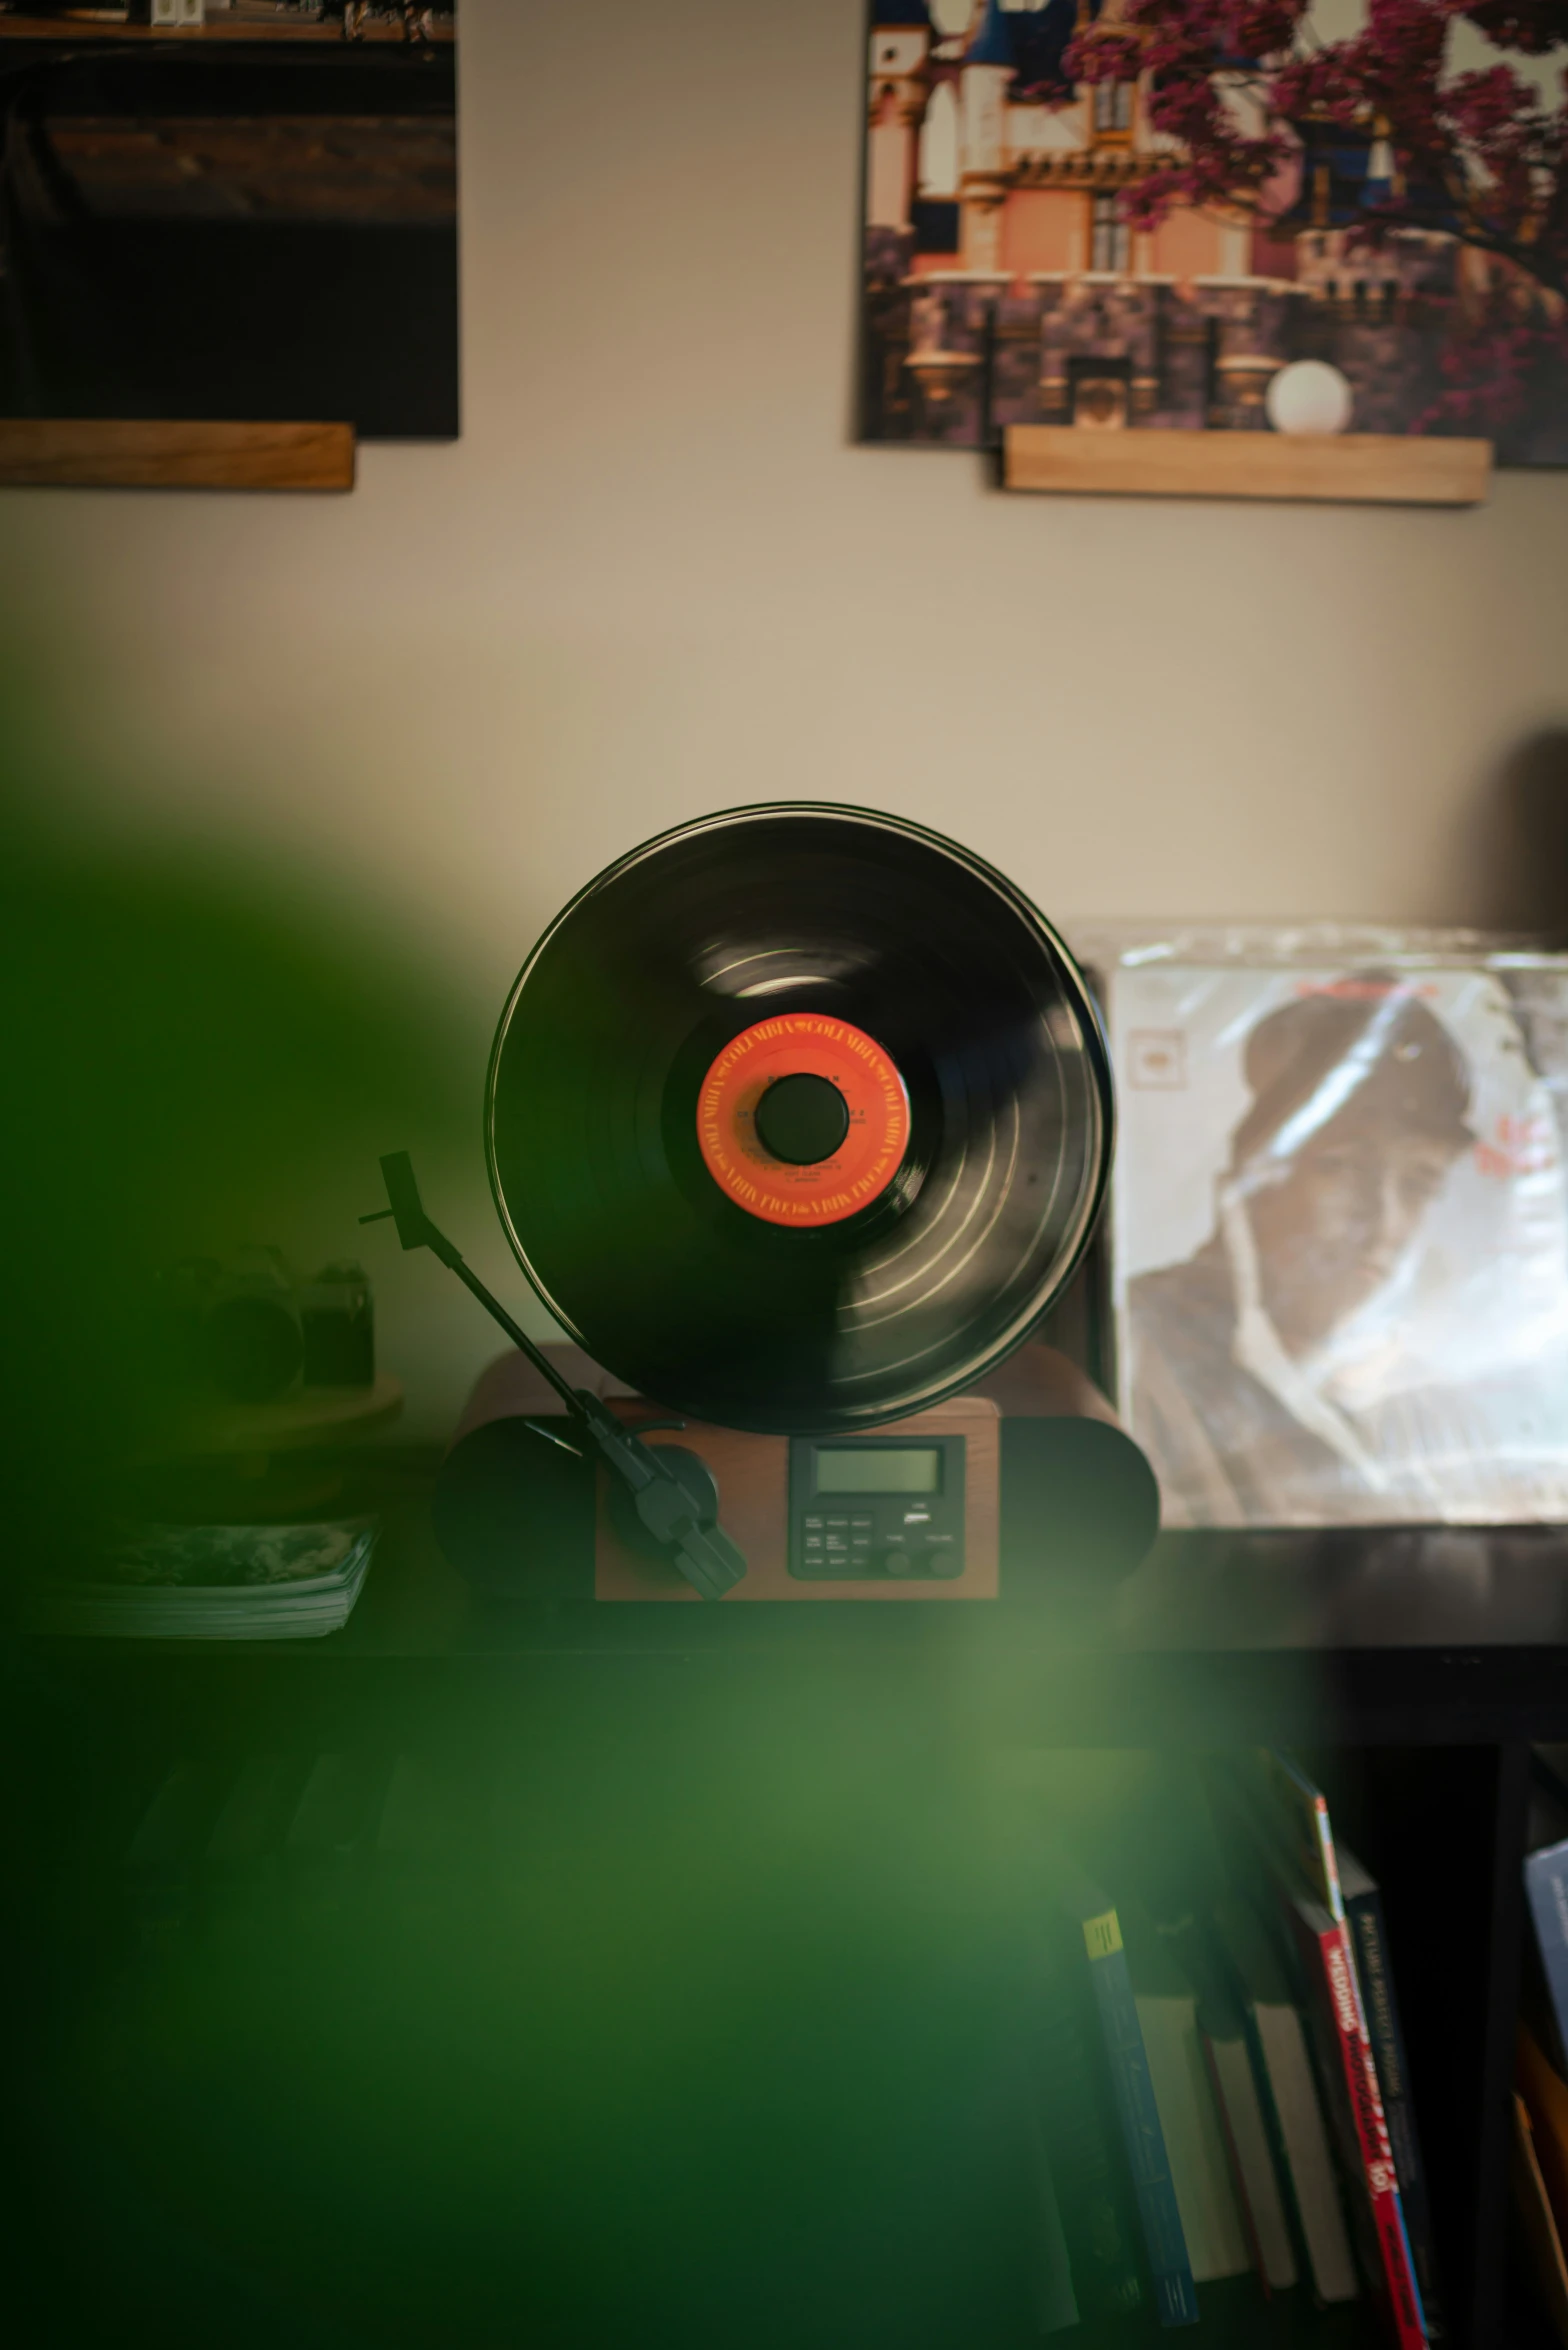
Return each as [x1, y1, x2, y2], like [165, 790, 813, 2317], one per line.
[1067, 0, 1568, 434]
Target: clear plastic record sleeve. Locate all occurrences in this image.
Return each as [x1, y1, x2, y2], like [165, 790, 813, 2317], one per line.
[1076, 929, 1568, 1530]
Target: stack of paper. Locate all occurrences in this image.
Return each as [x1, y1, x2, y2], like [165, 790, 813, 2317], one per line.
[24, 1521, 376, 1640]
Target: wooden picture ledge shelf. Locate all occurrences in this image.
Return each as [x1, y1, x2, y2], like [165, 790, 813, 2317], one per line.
[1003, 424, 1492, 507]
[0, 419, 357, 492]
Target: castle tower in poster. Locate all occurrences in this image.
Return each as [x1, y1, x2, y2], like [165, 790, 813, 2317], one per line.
[866, 2, 934, 233]
[863, 0, 1286, 441]
[884, 0, 1252, 290]
[860, 0, 1530, 450]
[958, 0, 1012, 273]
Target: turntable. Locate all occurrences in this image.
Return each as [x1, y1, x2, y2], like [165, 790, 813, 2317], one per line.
[363, 804, 1157, 1606]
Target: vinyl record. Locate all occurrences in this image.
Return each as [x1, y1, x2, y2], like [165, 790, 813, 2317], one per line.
[485, 805, 1113, 1432]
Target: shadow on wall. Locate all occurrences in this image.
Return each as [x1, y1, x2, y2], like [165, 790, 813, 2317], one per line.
[0, 639, 474, 1593]
[1462, 728, 1568, 935]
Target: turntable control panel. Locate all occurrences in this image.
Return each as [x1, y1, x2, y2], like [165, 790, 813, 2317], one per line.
[788, 1435, 967, 1581]
[589, 1395, 999, 1602]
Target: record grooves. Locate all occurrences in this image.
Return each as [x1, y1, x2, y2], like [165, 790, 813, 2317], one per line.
[485, 803, 1113, 1433]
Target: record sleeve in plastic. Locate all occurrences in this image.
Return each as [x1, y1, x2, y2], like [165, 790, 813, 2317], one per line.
[1090, 928, 1568, 1528]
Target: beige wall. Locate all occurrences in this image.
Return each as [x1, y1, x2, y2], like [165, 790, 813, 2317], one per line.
[6, 0, 1567, 1432]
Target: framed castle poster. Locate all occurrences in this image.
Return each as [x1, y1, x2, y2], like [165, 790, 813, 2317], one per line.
[861, 0, 1568, 465]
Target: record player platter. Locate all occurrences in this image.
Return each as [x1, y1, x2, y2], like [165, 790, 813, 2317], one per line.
[484, 804, 1112, 1433]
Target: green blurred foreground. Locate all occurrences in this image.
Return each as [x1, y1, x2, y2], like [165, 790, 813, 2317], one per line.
[14, 1644, 1245, 2349]
[0, 668, 1257, 2349]
[0, 674, 470, 1579]
[28, 1673, 1044, 2348]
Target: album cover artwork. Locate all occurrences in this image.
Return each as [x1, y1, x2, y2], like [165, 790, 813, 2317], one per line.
[0, 2, 458, 438]
[1108, 954, 1568, 1529]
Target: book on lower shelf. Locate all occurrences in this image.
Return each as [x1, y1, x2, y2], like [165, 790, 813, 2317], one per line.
[1002, 1748, 1439, 2341]
[120, 1745, 452, 1947]
[1118, 1907, 1249, 2300]
[1516, 2021, 1568, 2350]
[1338, 1841, 1445, 2341]
[1030, 1874, 1151, 2325]
[1515, 1757, 1568, 2349]
[1195, 1957, 1299, 2295]
[1210, 1893, 1360, 2310]
[1058, 1869, 1201, 2328]
[1524, 1748, 1568, 2078]
[1513, 2084, 1568, 2348]
[1282, 1892, 1426, 2350]
[1025, 2105, 1081, 2336]
[202, 1753, 301, 1936]
[1208, 1752, 1435, 2347]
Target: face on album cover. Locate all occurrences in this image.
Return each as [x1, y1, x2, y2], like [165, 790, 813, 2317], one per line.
[1109, 958, 1568, 1530]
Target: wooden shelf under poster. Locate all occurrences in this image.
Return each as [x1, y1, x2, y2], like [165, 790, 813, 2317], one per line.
[0, 419, 357, 492]
[1003, 424, 1493, 507]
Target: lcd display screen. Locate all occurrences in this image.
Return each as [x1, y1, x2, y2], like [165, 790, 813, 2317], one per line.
[813, 1448, 941, 1495]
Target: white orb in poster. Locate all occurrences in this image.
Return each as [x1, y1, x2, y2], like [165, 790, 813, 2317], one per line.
[1265, 359, 1354, 436]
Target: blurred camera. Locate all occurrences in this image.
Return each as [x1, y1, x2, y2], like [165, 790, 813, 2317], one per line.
[156, 1249, 374, 1405]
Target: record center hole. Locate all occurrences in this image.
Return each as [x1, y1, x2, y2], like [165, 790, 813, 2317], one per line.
[754, 1072, 850, 1166]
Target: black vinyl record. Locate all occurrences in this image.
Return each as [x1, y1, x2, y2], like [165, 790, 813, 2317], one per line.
[485, 805, 1113, 1432]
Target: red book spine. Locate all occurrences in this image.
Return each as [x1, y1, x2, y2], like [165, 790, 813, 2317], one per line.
[1290, 1902, 1426, 2349]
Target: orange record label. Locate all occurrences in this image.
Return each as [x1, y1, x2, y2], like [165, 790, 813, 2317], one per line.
[697, 1015, 910, 1226]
